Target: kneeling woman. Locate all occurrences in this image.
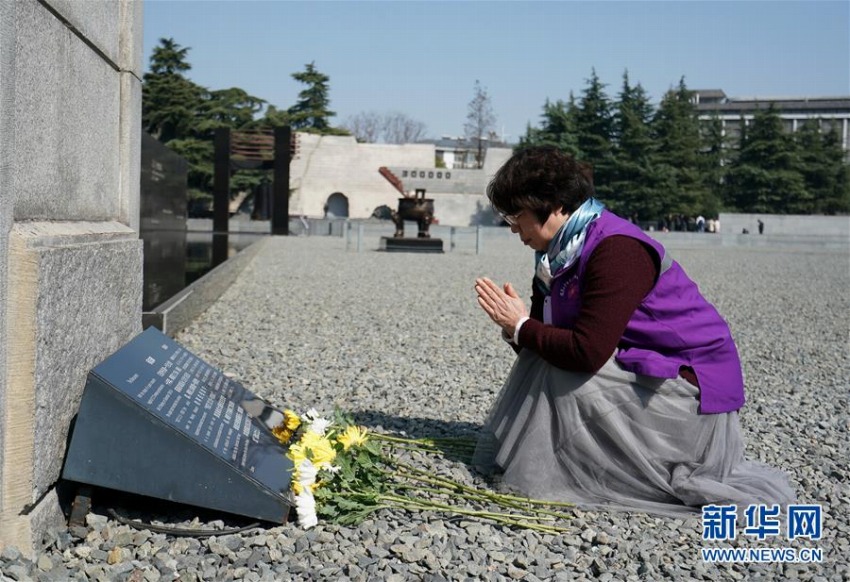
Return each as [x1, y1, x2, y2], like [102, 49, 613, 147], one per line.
[473, 146, 794, 515]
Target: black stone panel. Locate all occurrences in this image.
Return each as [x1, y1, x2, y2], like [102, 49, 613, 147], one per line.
[62, 327, 292, 524]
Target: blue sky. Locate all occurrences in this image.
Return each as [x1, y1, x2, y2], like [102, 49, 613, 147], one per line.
[143, 1, 849, 143]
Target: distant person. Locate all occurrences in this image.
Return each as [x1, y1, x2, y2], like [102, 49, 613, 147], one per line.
[696, 215, 705, 233]
[707, 218, 716, 233]
[473, 146, 794, 515]
[758, 219, 764, 235]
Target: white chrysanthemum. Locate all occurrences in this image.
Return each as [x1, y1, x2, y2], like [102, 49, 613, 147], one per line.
[294, 491, 318, 528]
[297, 459, 318, 489]
[309, 416, 332, 436]
[302, 408, 320, 422]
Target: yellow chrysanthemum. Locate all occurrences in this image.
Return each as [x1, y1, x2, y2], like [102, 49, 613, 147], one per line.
[272, 425, 293, 445]
[337, 425, 369, 450]
[283, 409, 301, 431]
[299, 431, 337, 466]
[287, 440, 308, 466]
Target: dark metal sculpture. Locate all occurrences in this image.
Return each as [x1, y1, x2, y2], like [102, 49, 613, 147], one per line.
[391, 188, 434, 238]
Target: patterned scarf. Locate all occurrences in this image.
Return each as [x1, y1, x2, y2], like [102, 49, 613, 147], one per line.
[534, 197, 606, 293]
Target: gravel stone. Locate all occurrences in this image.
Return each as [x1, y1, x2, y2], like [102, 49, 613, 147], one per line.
[1, 236, 845, 581]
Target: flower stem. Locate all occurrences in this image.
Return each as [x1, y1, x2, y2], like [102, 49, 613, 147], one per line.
[371, 434, 477, 454]
[375, 494, 568, 534]
[390, 483, 556, 522]
[391, 473, 574, 522]
[386, 457, 573, 513]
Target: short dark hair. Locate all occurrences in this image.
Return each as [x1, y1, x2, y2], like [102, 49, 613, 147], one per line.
[486, 146, 595, 224]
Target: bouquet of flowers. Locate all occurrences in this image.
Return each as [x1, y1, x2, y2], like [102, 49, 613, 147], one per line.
[273, 408, 573, 533]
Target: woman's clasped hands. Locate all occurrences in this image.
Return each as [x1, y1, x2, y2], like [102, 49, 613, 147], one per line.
[475, 277, 528, 338]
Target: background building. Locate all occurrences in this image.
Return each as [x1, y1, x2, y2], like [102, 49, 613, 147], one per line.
[418, 136, 512, 170]
[693, 89, 850, 160]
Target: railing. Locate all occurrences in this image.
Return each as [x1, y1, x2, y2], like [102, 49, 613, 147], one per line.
[188, 216, 848, 254]
[282, 217, 517, 254]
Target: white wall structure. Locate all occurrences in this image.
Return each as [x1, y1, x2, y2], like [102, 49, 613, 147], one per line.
[287, 133, 512, 227]
[388, 147, 513, 226]
[288, 134, 435, 219]
[0, 0, 143, 555]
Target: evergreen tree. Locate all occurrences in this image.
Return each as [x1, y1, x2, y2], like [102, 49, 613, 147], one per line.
[143, 38, 274, 206]
[142, 38, 212, 202]
[818, 127, 850, 213]
[609, 72, 659, 221]
[796, 121, 850, 213]
[195, 88, 267, 137]
[245, 105, 293, 130]
[286, 62, 348, 135]
[698, 115, 730, 217]
[142, 38, 205, 144]
[652, 78, 707, 218]
[574, 69, 615, 201]
[518, 96, 580, 156]
[726, 104, 807, 213]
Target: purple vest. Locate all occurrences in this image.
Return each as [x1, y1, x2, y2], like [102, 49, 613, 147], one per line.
[548, 211, 745, 414]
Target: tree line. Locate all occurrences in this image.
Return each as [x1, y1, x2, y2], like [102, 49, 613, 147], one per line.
[142, 37, 505, 208]
[143, 38, 848, 218]
[519, 70, 850, 221]
[143, 38, 365, 206]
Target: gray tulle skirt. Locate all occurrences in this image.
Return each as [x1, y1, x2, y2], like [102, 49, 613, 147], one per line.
[473, 350, 796, 516]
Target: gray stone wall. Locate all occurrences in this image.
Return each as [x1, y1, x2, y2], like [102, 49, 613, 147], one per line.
[0, 0, 143, 556]
[719, 213, 850, 237]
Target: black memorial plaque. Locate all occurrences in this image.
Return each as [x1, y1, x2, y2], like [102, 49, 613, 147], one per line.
[62, 327, 293, 523]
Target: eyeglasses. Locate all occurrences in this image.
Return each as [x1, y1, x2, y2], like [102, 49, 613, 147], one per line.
[500, 210, 524, 226]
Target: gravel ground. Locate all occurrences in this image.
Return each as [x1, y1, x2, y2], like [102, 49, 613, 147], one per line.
[2, 234, 848, 581]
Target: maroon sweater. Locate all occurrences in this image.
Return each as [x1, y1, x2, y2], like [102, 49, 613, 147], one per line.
[514, 235, 699, 386]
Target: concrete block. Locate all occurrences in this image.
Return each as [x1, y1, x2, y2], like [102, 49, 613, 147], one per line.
[4, 221, 142, 511]
[0, 489, 65, 559]
[719, 212, 850, 237]
[119, 0, 144, 77]
[13, 0, 120, 221]
[0, 2, 16, 394]
[43, 0, 121, 66]
[119, 73, 142, 231]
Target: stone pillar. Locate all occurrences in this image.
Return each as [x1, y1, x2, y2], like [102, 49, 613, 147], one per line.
[0, 0, 144, 556]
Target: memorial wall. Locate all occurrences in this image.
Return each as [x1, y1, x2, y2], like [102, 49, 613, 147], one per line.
[0, 0, 144, 555]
